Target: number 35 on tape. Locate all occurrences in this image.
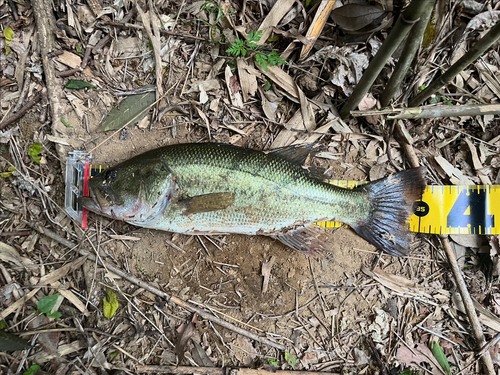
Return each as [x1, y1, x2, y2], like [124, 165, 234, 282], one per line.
[408, 185, 499, 235]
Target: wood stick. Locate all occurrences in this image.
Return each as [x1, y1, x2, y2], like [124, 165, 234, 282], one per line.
[351, 103, 500, 119]
[30, 224, 287, 351]
[440, 236, 495, 374]
[0, 91, 42, 130]
[135, 366, 341, 375]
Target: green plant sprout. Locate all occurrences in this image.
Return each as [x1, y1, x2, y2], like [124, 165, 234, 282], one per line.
[198, 0, 235, 42]
[226, 30, 286, 71]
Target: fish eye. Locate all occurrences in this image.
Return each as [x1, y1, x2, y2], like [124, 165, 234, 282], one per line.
[104, 169, 117, 183]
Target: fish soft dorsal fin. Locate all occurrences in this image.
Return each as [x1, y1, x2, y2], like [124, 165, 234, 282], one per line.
[180, 192, 235, 215]
[268, 144, 315, 165]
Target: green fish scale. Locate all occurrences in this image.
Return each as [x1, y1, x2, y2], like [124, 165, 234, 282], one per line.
[145, 143, 371, 233]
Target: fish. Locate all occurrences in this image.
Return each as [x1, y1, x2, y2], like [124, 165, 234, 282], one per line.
[79, 143, 426, 257]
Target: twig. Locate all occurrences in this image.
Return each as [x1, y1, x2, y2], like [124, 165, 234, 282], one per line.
[308, 258, 328, 319]
[351, 103, 500, 119]
[30, 225, 287, 351]
[456, 332, 500, 375]
[366, 336, 388, 375]
[135, 366, 341, 375]
[56, 67, 82, 78]
[0, 231, 31, 236]
[409, 19, 500, 107]
[0, 91, 42, 130]
[17, 327, 121, 339]
[100, 21, 209, 41]
[13, 73, 32, 113]
[340, 0, 430, 118]
[380, 1, 435, 107]
[440, 236, 495, 374]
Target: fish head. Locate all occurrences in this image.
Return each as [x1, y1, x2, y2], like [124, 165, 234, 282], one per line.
[79, 159, 176, 224]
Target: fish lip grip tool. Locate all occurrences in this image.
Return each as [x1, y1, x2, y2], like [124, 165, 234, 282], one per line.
[65, 151, 92, 229]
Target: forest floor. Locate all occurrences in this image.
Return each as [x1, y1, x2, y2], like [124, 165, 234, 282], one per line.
[1, 0, 500, 374]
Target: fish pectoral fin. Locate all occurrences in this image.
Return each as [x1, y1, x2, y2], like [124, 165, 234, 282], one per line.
[272, 225, 331, 256]
[180, 192, 235, 215]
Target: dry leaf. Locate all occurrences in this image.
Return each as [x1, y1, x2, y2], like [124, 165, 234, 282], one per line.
[175, 313, 198, 363]
[225, 65, 243, 108]
[55, 50, 82, 69]
[256, 87, 278, 120]
[199, 84, 209, 104]
[0, 241, 37, 271]
[187, 79, 220, 93]
[236, 58, 258, 102]
[256, 0, 296, 46]
[330, 3, 386, 32]
[307, 46, 369, 96]
[396, 343, 443, 373]
[434, 155, 475, 185]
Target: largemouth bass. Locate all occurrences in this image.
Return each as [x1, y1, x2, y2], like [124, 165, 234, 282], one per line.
[79, 143, 426, 256]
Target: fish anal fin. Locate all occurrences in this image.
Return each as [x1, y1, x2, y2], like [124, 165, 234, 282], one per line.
[181, 192, 235, 215]
[273, 225, 330, 256]
[269, 144, 316, 165]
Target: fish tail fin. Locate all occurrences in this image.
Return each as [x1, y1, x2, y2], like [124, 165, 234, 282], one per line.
[350, 167, 426, 257]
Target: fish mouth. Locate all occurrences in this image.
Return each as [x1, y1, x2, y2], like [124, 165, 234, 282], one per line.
[77, 185, 108, 214]
[78, 196, 102, 213]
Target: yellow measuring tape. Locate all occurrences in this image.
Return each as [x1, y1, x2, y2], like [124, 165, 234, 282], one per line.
[317, 182, 499, 235]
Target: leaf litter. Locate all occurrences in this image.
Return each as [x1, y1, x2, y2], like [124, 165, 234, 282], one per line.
[1, 0, 500, 374]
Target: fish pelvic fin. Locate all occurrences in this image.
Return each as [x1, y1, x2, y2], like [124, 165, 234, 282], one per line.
[273, 225, 330, 256]
[350, 167, 426, 257]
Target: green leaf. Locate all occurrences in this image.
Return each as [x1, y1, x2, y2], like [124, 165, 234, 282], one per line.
[255, 52, 268, 71]
[1, 166, 16, 178]
[109, 351, 119, 361]
[103, 288, 119, 319]
[22, 365, 40, 375]
[0, 330, 32, 352]
[4, 28, 14, 43]
[397, 370, 418, 375]
[268, 51, 286, 67]
[264, 80, 272, 91]
[431, 341, 450, 375]
[247, 42, 259, 50]
[284, 352, 296, 369]
[247, 30, 262, 44]
[76, 44, 83, 54]
[65, 79, 96, 90]
[267, 358, 278, 367]
[419, 85, 427, 90]
[38, 293, 60, 315]
[98, 85, 156, 132]
[47, 312, 62, 319]
[27, 143, 42, 164]
[60, 116, 72, 127]
[226, 39, 246, 57]
[5, 46, 11, 56]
